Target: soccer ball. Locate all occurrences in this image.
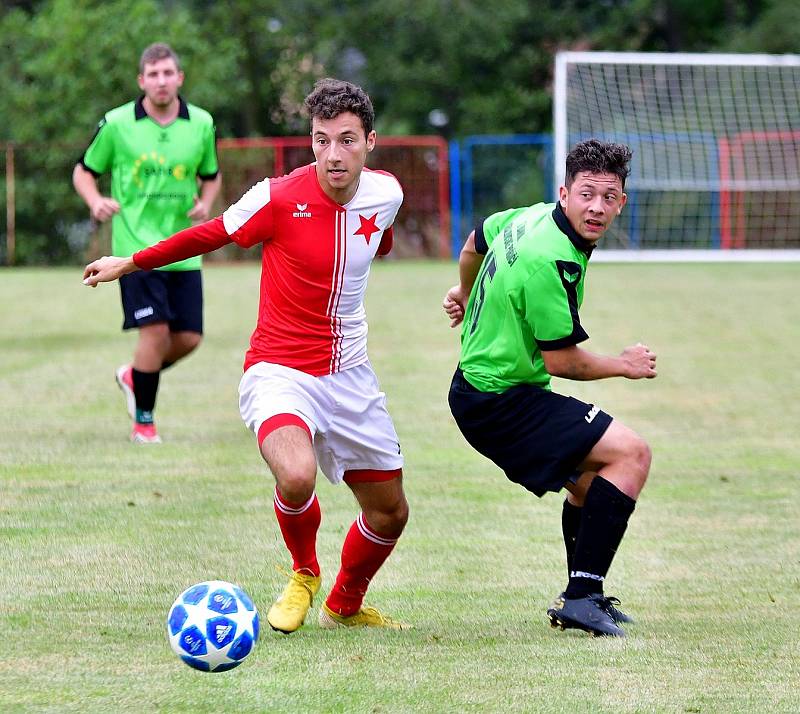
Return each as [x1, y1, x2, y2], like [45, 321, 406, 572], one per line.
[166, 580, 260, 672]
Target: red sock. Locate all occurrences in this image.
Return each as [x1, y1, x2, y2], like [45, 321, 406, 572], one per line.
[273, 489, 321, 577]
[325, 513, 397, 617]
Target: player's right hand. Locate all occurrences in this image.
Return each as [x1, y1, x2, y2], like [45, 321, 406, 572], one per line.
[82, 256, 137, 287]
[89, 196, 120, 222]
[443, 285, 468, 328]
[621, 342, 657, 379]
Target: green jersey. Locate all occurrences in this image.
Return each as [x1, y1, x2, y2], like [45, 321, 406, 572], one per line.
[459, 202, 595, 393]
[81, 97, 218, 271]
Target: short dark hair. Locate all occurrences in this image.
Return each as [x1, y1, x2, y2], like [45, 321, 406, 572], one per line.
[304, 78, 375, 136]
[565, 139, 632, 188]
[139, 43, 181, 74]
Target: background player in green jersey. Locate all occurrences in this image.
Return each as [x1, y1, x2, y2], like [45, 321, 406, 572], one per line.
[443, 139, 657, 637]
[73, 43, 221, 443]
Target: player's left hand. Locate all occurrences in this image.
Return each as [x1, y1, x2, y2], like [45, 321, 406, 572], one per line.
[82, 256, 137, 287]
[443, 285, 468, 328]
[187, 197, 210, 222]
[621, 342, 657, 379]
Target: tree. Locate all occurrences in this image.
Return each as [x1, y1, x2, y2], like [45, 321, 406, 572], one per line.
[0, 0, 236, 263]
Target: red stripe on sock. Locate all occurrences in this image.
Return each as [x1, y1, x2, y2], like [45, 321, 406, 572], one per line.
[258, 413, 311, 448]
[343, 468, 402, 484]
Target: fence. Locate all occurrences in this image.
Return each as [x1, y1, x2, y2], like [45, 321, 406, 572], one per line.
[449, 134, 553, 257]
[216, 136, 451, 259]
[6, 129, 800, 263]
[0, 136, 450, 265]
[2, 135, 557, 265]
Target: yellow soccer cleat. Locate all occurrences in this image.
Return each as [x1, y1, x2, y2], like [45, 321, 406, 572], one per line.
[267, 570, 322, 634]
[318, 602, 410, 630]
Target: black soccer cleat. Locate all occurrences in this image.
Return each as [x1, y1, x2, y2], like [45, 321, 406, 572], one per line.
[547, 594, 626, 637]
[598, 595, 633, 624]
[549, 591, 633, 625]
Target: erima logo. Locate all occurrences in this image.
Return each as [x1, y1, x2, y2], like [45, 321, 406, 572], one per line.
[563, 270, 579, 283]
[134, 306, 154, 320]
[293, 202, 312, 218]
[585, 405, 600, 423]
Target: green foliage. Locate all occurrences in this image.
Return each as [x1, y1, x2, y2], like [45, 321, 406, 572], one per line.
[2, 0, 798, 142]
[722, 0, 800, 52]
[1, 0, 799, 263]
[0, 0, 236, 265]
[190, 0, 322, 136]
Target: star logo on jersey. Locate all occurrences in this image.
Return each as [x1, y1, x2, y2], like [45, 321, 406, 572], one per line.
[354, 213, 380, 244]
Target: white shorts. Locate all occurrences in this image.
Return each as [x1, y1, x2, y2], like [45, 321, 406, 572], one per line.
[238, 362, 403, 485]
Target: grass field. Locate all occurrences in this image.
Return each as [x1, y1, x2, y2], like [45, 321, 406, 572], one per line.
[1, 262, 799, 713]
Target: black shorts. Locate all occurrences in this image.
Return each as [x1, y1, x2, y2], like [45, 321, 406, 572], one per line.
[119, 269, 203, 333]
[448, 368, 613, 497]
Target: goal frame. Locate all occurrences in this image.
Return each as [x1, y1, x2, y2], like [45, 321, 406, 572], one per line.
[553, 51, 800, 261]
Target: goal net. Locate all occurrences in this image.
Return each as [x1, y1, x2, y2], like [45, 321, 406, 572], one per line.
[553, 52, 800, 258]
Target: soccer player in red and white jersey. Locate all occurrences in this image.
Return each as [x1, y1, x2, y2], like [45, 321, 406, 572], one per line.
[84, 79, 410, 632]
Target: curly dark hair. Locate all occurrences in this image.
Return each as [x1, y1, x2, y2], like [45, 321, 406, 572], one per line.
[304, 78, 375, 136]
[565, 139, 632, 188]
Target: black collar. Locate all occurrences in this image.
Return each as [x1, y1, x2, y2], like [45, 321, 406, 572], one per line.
[552, 203, 595, 257]
[134, 95, 190, 121]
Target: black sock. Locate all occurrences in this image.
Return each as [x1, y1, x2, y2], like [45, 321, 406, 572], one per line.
[131, 368, 160, 424]
[561, 499, 582, 579]
[565, 476, 636, 599]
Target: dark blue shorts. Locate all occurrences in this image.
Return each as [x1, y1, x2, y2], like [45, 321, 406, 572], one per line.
[448, 368, 613, 497]
[119, 269, 203, 333]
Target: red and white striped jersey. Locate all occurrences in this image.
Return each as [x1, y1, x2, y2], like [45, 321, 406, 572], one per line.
[135, 163, 403, 376]
[225, 163, 403, 375]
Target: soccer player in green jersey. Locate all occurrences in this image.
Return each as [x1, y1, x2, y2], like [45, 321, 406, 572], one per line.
[73, 43, 221, 444]
[444, 140, 657, 637]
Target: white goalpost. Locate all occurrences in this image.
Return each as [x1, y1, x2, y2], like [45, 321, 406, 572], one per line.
[553, 51, 800, 261]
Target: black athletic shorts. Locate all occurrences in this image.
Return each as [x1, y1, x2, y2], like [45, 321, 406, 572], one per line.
[448, 367, 613, 497]
[119, 269, 203, 333]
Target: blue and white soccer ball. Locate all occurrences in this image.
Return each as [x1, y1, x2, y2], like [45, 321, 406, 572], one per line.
[166, 580, 260, 672]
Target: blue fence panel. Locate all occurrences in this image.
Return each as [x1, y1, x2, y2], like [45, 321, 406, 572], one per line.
[450, 134, 553, 256]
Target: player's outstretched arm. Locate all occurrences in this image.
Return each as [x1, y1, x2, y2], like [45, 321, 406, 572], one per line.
[443, 231, 484, 328]
[543, 343, 657, 381]
[83, 218, 234, 289]
[83, 256, 138, 287]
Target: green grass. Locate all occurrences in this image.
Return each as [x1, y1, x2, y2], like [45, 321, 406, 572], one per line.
[1, 262, 799, 713]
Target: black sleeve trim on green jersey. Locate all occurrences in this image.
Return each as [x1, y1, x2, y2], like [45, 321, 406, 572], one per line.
[77, 122, 104, 176]
[536, 331, 589, 351]
[198, 171, 219, 181]
[78, 158, 102, 178]
[474, 218, 488, 254]
[536, 259, 589, 350]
